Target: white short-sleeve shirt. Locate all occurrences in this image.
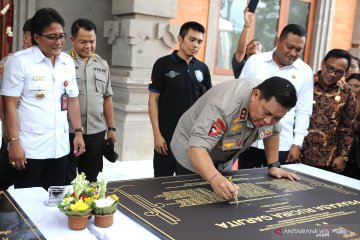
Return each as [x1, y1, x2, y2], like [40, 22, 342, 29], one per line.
[1, 46, 79, 159]
[239, 49, 314, 151]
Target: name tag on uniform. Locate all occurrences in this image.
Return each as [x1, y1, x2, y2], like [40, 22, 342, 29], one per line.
[222, 139, 243, 151]
[33, 76, 45, 81]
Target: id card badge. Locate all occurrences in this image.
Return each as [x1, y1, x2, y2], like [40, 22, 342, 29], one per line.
[61, 92, 69, 111]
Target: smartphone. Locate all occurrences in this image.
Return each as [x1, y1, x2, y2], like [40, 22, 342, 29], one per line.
[248, 0, 260, 13]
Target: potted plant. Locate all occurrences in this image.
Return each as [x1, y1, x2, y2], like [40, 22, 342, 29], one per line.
[92, 175, 119, 228]
[58, 173, 94, 230]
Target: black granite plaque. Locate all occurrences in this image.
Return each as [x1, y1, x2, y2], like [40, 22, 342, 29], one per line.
[0, 191, 45, 240]
[108, 168, 360, 240]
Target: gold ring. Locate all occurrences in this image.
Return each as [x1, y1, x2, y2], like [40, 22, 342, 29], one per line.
[11, 161, 15, 166]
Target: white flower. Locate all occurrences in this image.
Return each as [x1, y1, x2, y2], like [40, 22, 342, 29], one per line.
[0, 4, 10, 15]
[94, 196, 115, 208]
[5, 26, 13, 37]
[335, 96, 341, 102]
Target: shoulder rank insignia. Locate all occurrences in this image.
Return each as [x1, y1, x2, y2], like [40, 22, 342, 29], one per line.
[240, 108, 247, 120]
[70, 50, 76, 58]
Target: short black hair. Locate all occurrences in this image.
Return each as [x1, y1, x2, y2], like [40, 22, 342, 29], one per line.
[323, 49, 352, 71]
[23, 18, 32, 33]
[255, 76, 297, 110]
[351, 56, 360, 68]
[346, 73, 360, 83]
[179, 21, 205, 38]
[71, 18, 97, 37]
[279, 24, 306, 41]
[31, 8, 65, 45]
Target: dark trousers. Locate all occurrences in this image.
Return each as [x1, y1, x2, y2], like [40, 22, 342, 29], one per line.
[176, 161, 195, 175]
[66, 131, 105, 184]
[342, 162, 360, 180]
[14, 155, 68, 190]
[0, 138, 15, 190]
[153, 147, 177, 177]
[239, 147, 289, 169]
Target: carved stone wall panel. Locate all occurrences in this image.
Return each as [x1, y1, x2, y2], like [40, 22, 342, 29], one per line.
[112, 0, 177, 18]
[105, 19, 178, 68]
[106, 0, 179, 161]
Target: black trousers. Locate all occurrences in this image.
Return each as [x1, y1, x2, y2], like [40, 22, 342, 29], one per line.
[153, 146, 177, 177]
[341, 162, 360, 180]
[176, 161, 195, 175]
[0, 138, 15, 190]
[239, 147, 289, 169]
[66, 131, 105, 184]
[14, 155, 68, 190]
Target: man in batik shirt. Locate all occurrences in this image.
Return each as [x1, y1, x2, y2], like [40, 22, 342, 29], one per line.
[301, 49, 355, 173]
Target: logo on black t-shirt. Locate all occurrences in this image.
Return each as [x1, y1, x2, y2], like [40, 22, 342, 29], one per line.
[195, 70, 203, 82]
[165, 71, 180, 78]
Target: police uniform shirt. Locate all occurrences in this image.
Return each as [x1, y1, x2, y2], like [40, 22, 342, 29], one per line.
[170, 78, 280, 172]
[148, 50, 212, 143]
[1, 46, 78, 159]
[240, 49, 313, 151]
[68, 50, 113, 135]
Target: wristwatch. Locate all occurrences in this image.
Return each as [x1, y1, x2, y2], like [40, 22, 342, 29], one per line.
[268, 161, 281, 169]
[74, 127, 83, 133]
[108, 127, 117, 132]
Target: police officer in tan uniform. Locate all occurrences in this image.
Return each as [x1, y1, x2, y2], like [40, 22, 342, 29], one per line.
[65, 18, 116, 183]
[171, 77, 300, 200]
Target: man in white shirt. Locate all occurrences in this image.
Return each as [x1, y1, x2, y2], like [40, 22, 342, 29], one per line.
[238, 24, 313, 168]
[1, 8, 85, 189]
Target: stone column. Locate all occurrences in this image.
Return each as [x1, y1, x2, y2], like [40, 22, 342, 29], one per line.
[104, 0, 179, 161]
[309, 0, 336, 71]
[349, 0, 360, 57]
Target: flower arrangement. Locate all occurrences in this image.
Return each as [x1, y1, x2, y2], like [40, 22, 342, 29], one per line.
[58, 173, 94, 216]
[92, 175, 119, 216]
[58, 172, 119, 229]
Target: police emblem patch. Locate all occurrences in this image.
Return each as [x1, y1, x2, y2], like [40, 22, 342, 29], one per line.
[208, 122, 221, 136]
[195, 70, 203, 82]
[165, 71, 180, 78]
[216, 118, 226, 131]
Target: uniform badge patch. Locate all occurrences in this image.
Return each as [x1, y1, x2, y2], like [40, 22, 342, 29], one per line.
[258, 131, 265, 139]
[264, 128, 273, 137]
[195, 70, 204, 82]
[208, 122, 221, 136]
[165, 71, 180, 78]
[223, 141, 235, 149]
[240, 108, 247, 120]
[236, 139, 243, 147]
[233, 116, 240, 123]
[216, 119, 226, 131]
[230, 123, 242, 132]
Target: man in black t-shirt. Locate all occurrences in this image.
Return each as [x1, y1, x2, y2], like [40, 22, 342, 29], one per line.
[148, 21, 212, 177]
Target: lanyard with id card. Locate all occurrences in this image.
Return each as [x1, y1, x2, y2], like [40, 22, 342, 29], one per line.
[61, 80, 69, 111]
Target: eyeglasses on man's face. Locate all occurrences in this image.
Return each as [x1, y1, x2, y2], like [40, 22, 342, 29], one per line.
[324, 62, 346, 77]
[350, 64, 359, 70]
[38, 33, 67, 41]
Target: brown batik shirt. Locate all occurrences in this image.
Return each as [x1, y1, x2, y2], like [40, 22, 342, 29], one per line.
[301, 71, 356, 167]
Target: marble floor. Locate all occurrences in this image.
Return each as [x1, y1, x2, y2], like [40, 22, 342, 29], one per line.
[102, 159, 154, 181]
